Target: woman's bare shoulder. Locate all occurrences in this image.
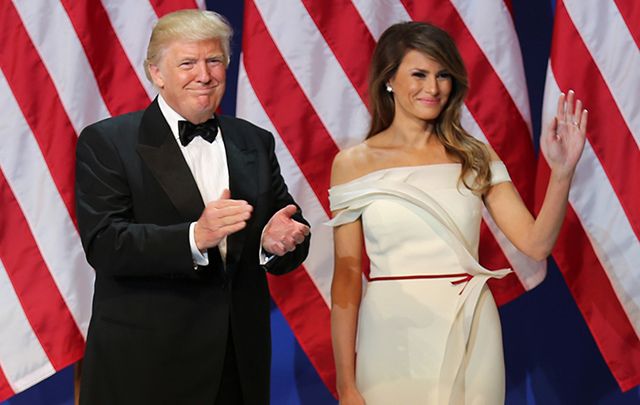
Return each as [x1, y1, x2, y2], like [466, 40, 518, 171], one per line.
[331, 142, 379, 186]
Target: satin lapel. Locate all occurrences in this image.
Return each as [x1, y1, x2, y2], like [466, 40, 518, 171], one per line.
[221, 118, 257, 271]
[136, 99, 204, 221]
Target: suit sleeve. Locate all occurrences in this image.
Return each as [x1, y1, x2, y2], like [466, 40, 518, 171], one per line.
[75, 124, 195, 278]
[260, 131, 310, 275]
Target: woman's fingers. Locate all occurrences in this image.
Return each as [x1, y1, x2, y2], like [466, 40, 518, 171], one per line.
[556, 92, 566, 118]
[573, 99, 583, 125]
[579, 109, 589, 133]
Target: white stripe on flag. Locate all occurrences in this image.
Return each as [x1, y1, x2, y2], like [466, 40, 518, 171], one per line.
[351, 0, 411, 39]
[0, 258, 55, 393]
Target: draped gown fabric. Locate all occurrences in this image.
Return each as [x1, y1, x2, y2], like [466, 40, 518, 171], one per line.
[328, 162, 513, 404]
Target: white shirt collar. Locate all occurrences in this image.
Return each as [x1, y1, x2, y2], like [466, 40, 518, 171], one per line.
[156, 95, 221, 142]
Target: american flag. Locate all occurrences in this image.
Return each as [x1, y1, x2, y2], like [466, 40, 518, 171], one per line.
[535, 0, 640, 391]
[0, 0, 637, 401]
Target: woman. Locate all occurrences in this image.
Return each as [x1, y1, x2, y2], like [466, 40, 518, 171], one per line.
[328, 22, 586, 404]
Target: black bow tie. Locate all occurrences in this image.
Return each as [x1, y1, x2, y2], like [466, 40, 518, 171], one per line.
[178, 118, 218, 146]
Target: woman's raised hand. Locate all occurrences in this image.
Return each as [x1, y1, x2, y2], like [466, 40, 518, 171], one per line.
[541, 90, 588, 179]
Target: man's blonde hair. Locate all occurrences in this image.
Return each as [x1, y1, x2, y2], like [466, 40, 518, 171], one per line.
[144, 9, 233, 82]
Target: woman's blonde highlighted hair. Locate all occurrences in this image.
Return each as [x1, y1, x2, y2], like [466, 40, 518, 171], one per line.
[368, 21, 491, 193]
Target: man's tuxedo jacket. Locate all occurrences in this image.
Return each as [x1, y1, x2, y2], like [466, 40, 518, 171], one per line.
[75, 99, 310, 404]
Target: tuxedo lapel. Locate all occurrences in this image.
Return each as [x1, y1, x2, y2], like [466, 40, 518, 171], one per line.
[135, 106, 256, 273]
[220, 117, 257, 270]
[136, 99, 204, 221]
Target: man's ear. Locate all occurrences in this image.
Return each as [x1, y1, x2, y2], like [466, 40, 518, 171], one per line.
[148, 63, 165, 89]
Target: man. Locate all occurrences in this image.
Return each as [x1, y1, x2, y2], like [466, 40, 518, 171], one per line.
[75, 9, 310, 404]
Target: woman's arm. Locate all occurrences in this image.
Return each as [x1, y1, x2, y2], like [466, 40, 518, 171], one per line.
[331, 219, 365, 401]
[330, 151, 366, 404]
[484, 90, 587, 261]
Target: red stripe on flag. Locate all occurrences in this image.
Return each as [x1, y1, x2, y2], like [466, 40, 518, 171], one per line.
[60, 0, 150, 116]
[268, 267, 337, 398]
[0, 365, 15, 403]
[536, 162, 640, 391]
[613, 0, 640, 49]
[487, 273, 525, 306]
[300, 0, 376, 106]
[148, 0, 200, 17]
[0, 172, 85, 371]
[480, 223, 526, 305]
[243, 0, 340, 214]
[401, 0, 536, 208]
[503, 0, 514, 16]
[552, 2, 640, 239]
[477, 219, 529, 304]
[0, 3, 78, 223]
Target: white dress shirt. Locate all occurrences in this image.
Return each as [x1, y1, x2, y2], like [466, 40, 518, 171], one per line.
[157, 96, 272, 268]
[157, 96, 228, 266]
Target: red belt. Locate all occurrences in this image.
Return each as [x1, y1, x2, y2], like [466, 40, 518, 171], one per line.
[368, 273, 473, 294]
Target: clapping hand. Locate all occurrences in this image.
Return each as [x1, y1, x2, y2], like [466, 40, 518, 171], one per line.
[194, 189, 253, 251]
[262, 205, 310, 256]
[541, 90, 588, 179]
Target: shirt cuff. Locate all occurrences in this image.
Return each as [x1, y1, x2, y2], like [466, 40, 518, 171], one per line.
[259, 226, 276, 266]
[190, 222, 209, 268]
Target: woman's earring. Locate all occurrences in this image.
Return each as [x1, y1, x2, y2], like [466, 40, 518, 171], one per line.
[386, 84, 392, 93]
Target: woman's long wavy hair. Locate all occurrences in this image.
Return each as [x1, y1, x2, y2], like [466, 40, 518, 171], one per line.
[367, 21, 491, 193]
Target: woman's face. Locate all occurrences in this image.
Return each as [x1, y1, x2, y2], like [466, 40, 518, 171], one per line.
[388, 50, 453, 125]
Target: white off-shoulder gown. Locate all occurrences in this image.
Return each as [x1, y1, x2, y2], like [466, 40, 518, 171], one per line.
[328, 162, 513, 405]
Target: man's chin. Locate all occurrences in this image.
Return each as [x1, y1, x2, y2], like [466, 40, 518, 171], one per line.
[188, 107, 218, 123]
[184, 97, 215, 113]
[193, 98, 219, 112]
